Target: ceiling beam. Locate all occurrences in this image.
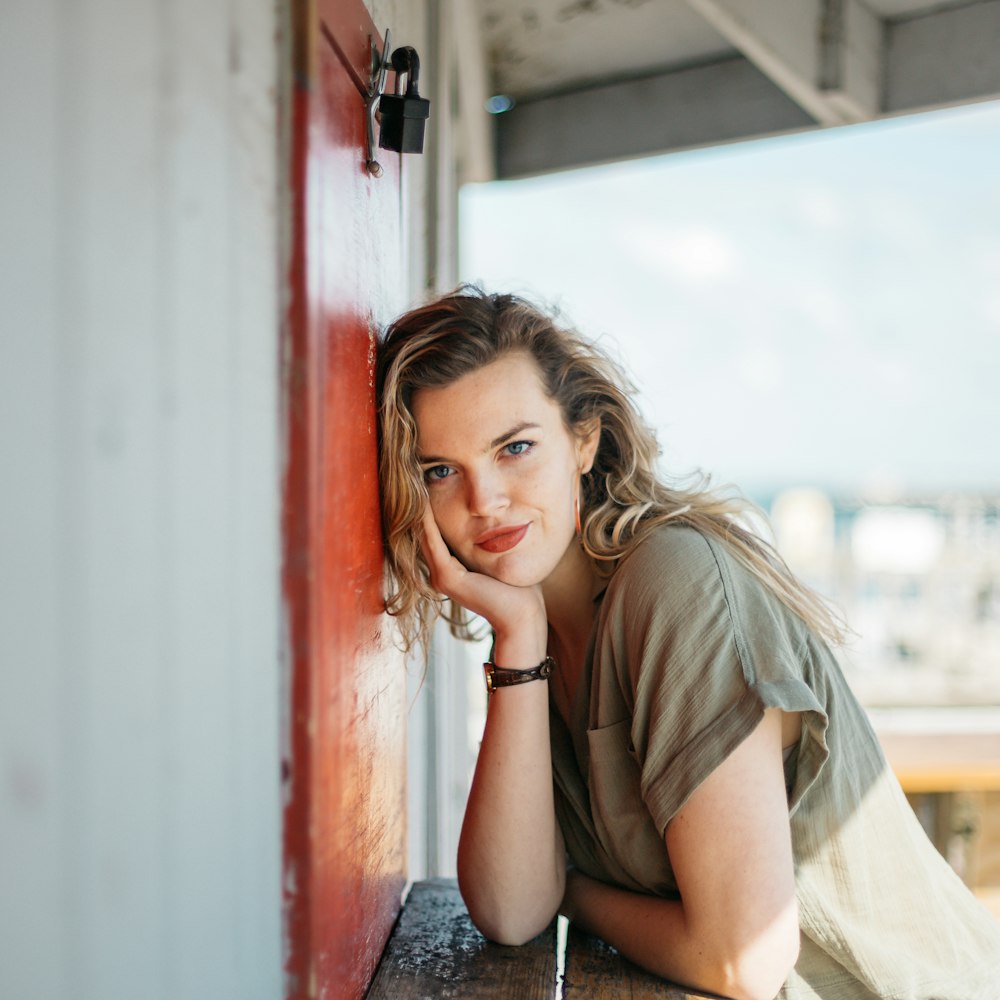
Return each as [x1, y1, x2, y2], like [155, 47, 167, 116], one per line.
[885, 0, 1000, 112]
[495, 56, 814, 179]
[488, 0, 1000, 180]
[683, 0, 882, 125]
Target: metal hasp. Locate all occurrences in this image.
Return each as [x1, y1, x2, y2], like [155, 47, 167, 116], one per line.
[365, 30, 391, 176]
[378, 46, 431, 154]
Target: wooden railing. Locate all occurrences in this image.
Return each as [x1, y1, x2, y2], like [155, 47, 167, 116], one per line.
[367, 879, 716, 999]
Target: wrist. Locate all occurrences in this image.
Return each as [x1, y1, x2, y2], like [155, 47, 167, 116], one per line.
[492, 623, 547, 670]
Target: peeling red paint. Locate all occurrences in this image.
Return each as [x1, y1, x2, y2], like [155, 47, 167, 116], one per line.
[282, 3, 407, 998]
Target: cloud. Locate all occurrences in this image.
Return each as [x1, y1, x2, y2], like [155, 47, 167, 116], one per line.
[619, 222, 739, 283]
[982, 295, 1000, 330]
[736, 345, 785, 393]
[795, 187, 843, 230]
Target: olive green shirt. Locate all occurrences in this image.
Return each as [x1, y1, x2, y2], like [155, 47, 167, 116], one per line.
[550, 525, 1000, 999]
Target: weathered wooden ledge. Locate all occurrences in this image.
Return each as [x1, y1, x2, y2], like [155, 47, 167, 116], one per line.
[367, 877, 718, 999]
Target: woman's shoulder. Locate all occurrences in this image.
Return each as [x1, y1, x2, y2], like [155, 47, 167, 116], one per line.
[610, 522, 725, 591]
[601, 523, 731, 625]
[604, 521, 787, 629]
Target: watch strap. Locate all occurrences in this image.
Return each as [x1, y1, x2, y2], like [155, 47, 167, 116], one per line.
[484, 656, 555, 694]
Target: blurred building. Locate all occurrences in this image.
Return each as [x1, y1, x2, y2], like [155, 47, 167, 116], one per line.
[772, 489, 1000, 707]
[772, 488, 1000, 916]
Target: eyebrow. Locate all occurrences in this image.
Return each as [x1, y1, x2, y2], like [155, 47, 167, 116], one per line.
[418, 421, 541, 465]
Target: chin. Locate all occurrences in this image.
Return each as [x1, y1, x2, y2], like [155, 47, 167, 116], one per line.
[479, 553, 554, 589]
[493, 569, 545, 588]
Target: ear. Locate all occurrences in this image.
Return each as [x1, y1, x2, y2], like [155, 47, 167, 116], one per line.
[575, 417, 601, 475]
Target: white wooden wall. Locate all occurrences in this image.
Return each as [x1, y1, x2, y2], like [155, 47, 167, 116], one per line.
[0, 2, 284, 998]
[0, 0, 488, 992]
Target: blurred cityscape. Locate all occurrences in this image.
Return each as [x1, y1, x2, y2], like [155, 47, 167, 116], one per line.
[766, 488, 1000, 917]
[767, 489, 1000, 708]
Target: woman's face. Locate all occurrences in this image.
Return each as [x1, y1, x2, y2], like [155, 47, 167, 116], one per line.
[410, 351, 598, 588]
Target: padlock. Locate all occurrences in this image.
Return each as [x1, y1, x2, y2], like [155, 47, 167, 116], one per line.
[378, 46, 430, 154]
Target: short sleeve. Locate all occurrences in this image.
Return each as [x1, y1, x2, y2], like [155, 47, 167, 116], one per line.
[594, 526, 829, 837]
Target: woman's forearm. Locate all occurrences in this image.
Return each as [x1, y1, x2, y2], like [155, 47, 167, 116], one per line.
[457, 633, 565, 945]
[562, 871, 797, 1000]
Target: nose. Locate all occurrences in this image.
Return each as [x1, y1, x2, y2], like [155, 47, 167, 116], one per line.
[466, 468, 509, 517]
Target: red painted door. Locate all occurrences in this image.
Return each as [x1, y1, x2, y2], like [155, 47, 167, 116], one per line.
[283, 2, 407, 998]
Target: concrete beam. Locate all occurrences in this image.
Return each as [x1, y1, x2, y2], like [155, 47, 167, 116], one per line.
[490, 0, 1000, 180]
[684, 0, 882, 125]
[885, 0, 1000, 113]
[495, 55, 814, 178]
[819, 0, 883, 122]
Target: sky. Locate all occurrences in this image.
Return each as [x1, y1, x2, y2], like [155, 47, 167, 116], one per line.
[460, 100, 1000, 502]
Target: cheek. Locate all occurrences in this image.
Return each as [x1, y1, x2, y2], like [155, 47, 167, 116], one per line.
[547, 453, 578, 494]
[532, 464, 578, 525]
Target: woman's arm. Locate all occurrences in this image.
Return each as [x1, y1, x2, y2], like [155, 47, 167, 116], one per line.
[457, 669, 566, 944]
[421, 510, 565, 944]
[561, 708, 800, 1000]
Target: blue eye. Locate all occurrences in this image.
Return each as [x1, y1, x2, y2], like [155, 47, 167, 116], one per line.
[504, 440, 534, 457]
[424, 465, 454, 483]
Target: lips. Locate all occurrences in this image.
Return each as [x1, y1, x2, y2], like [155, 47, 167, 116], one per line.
[475, 523, 529, 554]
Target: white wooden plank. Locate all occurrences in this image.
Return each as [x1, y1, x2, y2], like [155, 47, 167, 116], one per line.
[452, 0, 496, 185]
[61, 2, 167, 996]
[156, 0, 283, 995]
[407, 647, 433, 882]
[160, 0, 242, 995]
[0, 1, 68, 998]
[226, 0, 284, 991]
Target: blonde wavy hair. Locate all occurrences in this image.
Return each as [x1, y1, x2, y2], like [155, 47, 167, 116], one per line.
[376, 286, 844, 653]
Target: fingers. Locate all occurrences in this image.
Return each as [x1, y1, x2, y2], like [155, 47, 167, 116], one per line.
[420, 504, 445, 568]
[420, 505, 498, 619]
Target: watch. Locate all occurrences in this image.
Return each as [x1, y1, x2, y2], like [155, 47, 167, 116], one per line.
[483, 656, 555, 694]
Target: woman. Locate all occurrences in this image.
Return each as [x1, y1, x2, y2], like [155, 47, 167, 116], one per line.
[376, 287, 1000, 1000]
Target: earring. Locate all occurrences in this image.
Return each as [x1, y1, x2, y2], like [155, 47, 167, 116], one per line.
[574, 488, 582, 536]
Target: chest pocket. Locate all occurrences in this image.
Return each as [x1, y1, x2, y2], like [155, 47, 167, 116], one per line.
[586, 718, 678, 897]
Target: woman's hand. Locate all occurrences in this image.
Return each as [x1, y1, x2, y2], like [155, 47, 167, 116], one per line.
[420, 506, 547, 659]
